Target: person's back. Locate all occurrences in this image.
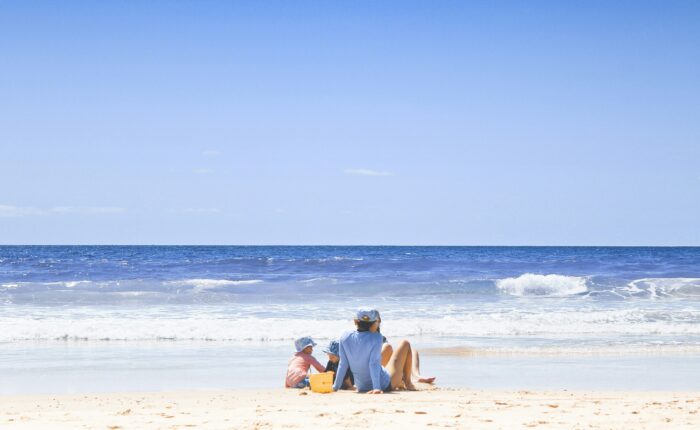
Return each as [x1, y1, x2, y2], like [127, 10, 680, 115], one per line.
[333, 330, 390, 392]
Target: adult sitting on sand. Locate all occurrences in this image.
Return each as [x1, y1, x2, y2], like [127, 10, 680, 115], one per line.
[375, 310, 436, 384]
[332, 309, 417, 394]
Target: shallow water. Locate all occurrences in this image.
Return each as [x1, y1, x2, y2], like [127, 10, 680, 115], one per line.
[3, 341, 700, 394]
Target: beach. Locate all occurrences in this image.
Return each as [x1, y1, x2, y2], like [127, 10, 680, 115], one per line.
[3, 0, 699, 427]
[2, 246, 700, 428]
[3, 387, 700, 429]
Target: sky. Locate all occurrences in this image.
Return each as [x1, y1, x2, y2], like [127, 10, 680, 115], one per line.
[0, 1, 698, 245]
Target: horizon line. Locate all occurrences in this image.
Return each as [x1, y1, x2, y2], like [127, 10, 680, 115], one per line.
[1, 244, 699, 248]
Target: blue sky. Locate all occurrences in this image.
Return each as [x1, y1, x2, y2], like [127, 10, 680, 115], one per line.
[1, 1, 698, 245]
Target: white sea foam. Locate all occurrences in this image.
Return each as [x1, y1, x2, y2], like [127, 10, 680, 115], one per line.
[625, 278, 700, 298]
[2, 306, 699, 343]
[1, 280, 93, 290]
[299, 277, 340, 285]
[39, 280, 92, 288]
[496, 273, 588, 297]
[2, 279, 263, 293]
[165, 279, 263, 291]
[62, 281, 91, 288]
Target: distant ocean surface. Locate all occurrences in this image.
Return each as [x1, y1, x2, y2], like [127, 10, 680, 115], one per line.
[2, 246, 700, 353]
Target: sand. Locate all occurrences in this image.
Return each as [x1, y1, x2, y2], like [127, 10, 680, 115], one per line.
[2, 386, 699, 429]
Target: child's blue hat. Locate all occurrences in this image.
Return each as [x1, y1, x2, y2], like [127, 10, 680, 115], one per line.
[294, 336, 317, 352]
[323, 340, 339, 356]
[355, 309, 378, 322]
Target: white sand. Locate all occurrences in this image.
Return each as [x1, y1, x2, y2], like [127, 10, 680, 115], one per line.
[2, 387, 699, 429]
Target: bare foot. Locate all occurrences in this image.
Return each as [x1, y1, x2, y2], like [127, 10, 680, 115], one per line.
[393, 382, 414, 391]
[417, 376, 436, 384]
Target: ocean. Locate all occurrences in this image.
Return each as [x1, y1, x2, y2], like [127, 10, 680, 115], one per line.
[2, 246, 700, 393]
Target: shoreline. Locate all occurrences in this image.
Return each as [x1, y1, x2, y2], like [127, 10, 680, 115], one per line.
[4, 341, 700, 394]
[421, 345, 700, 357]
[2, 388, 700, 429]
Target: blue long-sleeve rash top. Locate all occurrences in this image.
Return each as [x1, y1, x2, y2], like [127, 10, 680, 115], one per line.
[332, 330, 391, 392]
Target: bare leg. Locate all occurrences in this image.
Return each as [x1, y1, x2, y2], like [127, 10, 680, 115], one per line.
[411, 349, 436, 384]
[401, 343, 414, 389]
[384, 340, 416, 390]
[411, 348, 420, 376]
[381, 343, 393, 367]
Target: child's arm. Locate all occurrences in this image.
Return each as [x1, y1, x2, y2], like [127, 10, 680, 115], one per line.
[309, 355, 326, 373]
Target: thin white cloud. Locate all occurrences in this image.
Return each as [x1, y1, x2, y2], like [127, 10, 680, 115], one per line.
[0, 205, 45, 217]
[344, 168, 393, 177]
[183, 208, 221, 214]
[0, 205, 126, 217]
[50, 206, 126, 215]
[202, 150, 221, 156]
[193, 168, 213, 174]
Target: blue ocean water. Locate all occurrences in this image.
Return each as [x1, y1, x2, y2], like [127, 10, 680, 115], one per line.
[3, 246, 700, 393]
[1, 246, 700, 350]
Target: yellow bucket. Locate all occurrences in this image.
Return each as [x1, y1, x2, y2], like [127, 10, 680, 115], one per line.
[309, 371, 334, 393]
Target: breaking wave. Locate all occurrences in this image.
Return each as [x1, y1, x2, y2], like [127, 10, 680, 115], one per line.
[2, 306, 700, 342]
[496, 274, 588, 297]
[623, 278, 700, 299]
[164, 278, 263, 291]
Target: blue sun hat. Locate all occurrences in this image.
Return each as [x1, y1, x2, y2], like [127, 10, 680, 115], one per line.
[355, 309, 378, 322]
[294, 336, 317, 352]
[323, 340, 340, 356]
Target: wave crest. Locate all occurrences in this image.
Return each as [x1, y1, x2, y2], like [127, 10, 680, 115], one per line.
[165, 279, 262, 291]
[496, 274, 588, 297]
[625, 278, 700, 298]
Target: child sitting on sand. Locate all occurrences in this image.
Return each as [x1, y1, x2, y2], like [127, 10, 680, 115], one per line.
[285, 336, 326, 388]
[323, 340, 354, 390]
